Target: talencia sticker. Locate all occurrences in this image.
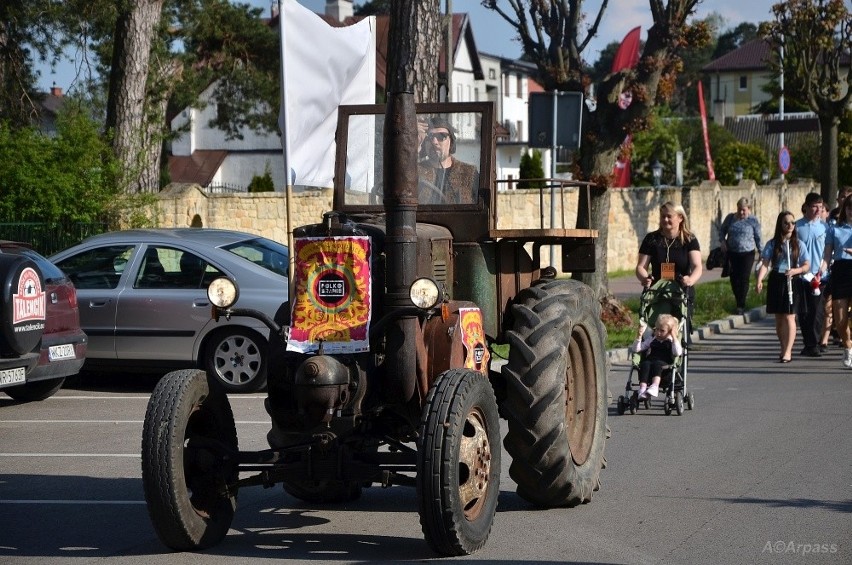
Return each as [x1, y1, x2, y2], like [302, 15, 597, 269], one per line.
[459, 307, 489, 375]
[13, 267, 46, 324]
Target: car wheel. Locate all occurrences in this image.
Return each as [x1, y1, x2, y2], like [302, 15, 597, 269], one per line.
[4, 377, 65, 402]
[204, 328, 267, 393]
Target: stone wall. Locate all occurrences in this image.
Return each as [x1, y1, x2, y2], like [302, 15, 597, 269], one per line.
[153, 180, 818, 273]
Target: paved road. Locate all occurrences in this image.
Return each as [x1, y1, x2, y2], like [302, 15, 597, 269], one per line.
[0, 317, 849, 564]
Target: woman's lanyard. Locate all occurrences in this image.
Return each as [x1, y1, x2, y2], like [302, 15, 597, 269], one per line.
[661, 236, 676, 280]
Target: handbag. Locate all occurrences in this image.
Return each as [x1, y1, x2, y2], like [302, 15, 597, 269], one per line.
[706, 247, 727, 270]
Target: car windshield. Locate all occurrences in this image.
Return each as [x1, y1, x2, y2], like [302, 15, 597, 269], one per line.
[222, 237, 289, 277]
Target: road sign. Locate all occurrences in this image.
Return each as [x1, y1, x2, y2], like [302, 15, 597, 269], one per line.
[778, 146, 791, 175]
[528, 92, 583, 149]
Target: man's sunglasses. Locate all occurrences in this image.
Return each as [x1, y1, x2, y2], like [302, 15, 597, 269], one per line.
[428, 132, 450, 142]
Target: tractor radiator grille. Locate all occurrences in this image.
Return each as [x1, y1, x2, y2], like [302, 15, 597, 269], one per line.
[433, 260, 447, 284]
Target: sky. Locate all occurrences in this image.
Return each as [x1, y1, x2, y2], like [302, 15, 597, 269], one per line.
[38, 0, 781, 92]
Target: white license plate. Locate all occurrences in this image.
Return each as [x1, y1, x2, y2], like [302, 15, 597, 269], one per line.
[49, 344, 76, 361]
[0, 367, 26, 388]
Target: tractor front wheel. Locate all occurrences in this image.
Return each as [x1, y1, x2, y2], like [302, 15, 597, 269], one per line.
[417, 368, 501, 556]
[141, 369, 238, 550]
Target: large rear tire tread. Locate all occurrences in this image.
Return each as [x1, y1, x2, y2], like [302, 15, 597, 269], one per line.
[141, 369, 238, 551]
[417, 368, 501, 556]
[502, 279, 608, 507]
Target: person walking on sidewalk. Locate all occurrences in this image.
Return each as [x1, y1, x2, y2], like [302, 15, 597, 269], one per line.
[795, 193, 828, 357]
[756, 211, 810, 363]
[635, 202, 703, 338]
[820, 193, 852, 369]
[720, 197, 761, 315]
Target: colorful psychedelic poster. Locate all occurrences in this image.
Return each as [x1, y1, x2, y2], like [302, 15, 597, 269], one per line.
[287, 235, 372, 354]
[458, 307, 489, 375]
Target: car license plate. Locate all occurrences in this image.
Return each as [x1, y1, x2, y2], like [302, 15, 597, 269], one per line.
[0, 367, 26, 388]
[49, 344, 76, 361]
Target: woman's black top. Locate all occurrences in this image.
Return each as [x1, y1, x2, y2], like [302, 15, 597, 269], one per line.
[639, 230, 701, 282]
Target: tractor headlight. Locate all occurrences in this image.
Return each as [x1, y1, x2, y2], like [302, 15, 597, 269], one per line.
[207, 277, 239, 309]
[409, 277, 441, 310]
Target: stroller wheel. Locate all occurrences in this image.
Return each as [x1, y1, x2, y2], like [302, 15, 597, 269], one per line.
[643, 399, 650, 410]
[617, 396, 626, 415]
[629, 394, 638, 415]
[675, 392, 684, 416]
[664, 399, 672, 416]
[686, 392, 695, 410]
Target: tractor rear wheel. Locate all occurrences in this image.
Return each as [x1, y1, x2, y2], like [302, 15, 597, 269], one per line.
[502, 279, 607, 507]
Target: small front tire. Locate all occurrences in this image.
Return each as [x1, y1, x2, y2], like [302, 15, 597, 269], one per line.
[141, 369, 238, 551]
[417, 368, 501, 556]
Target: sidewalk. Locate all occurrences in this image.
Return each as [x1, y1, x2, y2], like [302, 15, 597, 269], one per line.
[605, 267, 765, 363]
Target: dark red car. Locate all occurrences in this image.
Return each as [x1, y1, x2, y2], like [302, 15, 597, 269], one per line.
[0, 241, 87, 401]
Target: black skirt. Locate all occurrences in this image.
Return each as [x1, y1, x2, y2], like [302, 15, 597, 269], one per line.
[766, 270, 799, 314]
[829, 260, 852, 300]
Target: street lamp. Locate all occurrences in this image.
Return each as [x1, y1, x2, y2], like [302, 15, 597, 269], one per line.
[735, 166, 744, 183]
[761, 167, 770, 184]
[652, 160, 663, 187]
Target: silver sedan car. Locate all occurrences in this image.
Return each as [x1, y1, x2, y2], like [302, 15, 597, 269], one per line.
[51, 229, 289, 393]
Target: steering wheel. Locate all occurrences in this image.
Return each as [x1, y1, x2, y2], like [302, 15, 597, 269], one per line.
[418, 178, 447, 204]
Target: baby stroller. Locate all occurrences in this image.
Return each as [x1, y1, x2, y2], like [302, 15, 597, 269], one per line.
[616, 279, 696, 416]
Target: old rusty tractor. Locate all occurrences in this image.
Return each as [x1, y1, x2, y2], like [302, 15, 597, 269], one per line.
[141, 98, 607, 556]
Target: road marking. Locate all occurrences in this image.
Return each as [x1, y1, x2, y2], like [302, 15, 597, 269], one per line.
[50, 395, 266, 400]
[0, 453, 140, 457]
[0, 420, 269, 424]
[0, 500, 145, 505]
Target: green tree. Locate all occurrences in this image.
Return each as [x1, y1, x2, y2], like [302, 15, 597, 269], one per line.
[482, 0, 710, 296]
[712, 22, 759, 59]
[0, 108, 120, 223]
[248, 164, 275, 193]
[518, 149, 544, 188]
[762, 0, 852, 201]
[0, 1, 66, 128]
[713, 141, 769, 185]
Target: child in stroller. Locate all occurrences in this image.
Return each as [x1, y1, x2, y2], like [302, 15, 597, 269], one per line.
[632, 314, 681, 399]
[617, 279, 695, 415]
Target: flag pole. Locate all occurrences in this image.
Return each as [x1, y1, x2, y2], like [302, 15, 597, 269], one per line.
[278, 1, 295, 303]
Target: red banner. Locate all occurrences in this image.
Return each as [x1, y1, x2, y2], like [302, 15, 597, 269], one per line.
[698, 81, 715, 180]
[287, 235, 372, 354]
[610, 27, 642, 188]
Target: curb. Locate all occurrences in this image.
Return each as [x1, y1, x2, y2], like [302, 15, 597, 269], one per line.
[605, 305, 768, 364]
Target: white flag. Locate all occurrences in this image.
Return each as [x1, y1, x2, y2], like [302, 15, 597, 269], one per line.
[279, 0, 376, 188]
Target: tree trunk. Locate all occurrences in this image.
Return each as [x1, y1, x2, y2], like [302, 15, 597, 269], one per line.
[386, 0, 439, 102]
[575, 145, 619, 299]
[819, 115, 839, 202]
[104, 0, 164, 193]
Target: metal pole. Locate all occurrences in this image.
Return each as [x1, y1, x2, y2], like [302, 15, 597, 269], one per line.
[780, 44, 785, 181]
[550, 91, 558, 266]
[445, 0, 453, 101]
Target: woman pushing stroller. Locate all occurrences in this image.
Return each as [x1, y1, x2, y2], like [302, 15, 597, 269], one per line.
[636, 201, 703, 335]
[631, 314, 683, 399]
